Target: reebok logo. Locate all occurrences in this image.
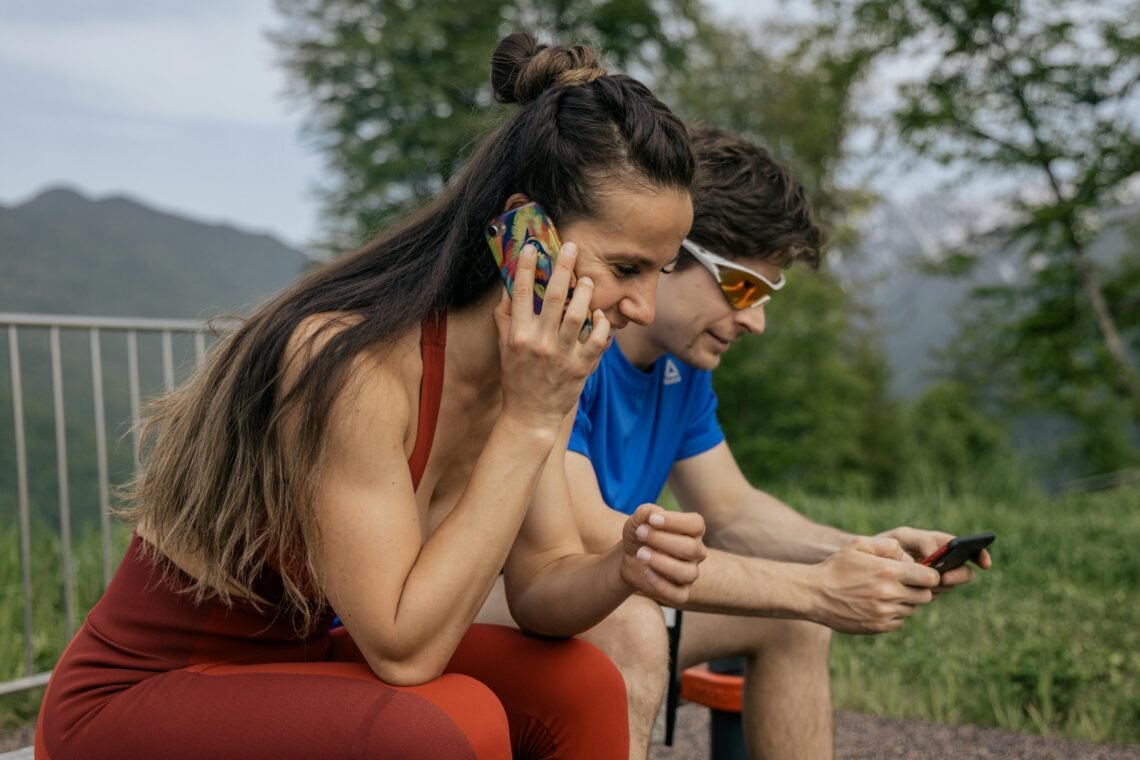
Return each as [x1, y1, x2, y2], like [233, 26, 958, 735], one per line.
[663, 358, 682, 386]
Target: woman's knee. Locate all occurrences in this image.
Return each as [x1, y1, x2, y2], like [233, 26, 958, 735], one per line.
[522, 638, 629, 758]
[547, 637, 627, 710]
[390, 673, 511, 759]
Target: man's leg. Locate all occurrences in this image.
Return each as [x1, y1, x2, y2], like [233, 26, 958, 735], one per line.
[678, 613, 833, 760]
[477, 577, 670, 760]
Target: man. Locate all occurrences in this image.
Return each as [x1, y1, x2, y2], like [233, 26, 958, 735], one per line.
[481, 125, 991, 759]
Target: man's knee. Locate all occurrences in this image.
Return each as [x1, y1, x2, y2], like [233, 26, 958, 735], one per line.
[754, 617, 832, 661]
[595, 596, 670, 673]
[679, 612, 834, 672]
[579, 595, 671, 723]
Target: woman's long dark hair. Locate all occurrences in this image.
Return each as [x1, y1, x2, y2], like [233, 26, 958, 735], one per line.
[121, 32, 694, 630]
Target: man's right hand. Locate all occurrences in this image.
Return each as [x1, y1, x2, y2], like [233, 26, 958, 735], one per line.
[807, 536, 941, 634]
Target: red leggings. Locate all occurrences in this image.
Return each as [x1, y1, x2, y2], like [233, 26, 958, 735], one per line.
[36, 538, 628, 759]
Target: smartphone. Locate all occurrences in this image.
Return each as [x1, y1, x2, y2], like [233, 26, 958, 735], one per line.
[485, 202, 570, 313]
[920, 531, 995, 573]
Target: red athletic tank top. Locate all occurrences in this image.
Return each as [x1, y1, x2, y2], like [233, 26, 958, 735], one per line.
[409, 313, 446, 489]
[260, 313, 446, 596]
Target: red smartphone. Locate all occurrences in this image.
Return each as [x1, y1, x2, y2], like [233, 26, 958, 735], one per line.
[920, 532, 995, 573]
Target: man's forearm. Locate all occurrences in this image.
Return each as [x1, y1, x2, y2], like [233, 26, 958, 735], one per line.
[676, 548, 822, 619]
[705, 490, 853, 564]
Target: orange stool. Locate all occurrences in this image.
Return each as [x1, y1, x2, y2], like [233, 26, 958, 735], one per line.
[679, 661, 746, 759]
[680, 664, 744, 712]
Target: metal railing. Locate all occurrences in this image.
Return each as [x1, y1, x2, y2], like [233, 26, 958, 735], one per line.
[1, 312, 220, 696]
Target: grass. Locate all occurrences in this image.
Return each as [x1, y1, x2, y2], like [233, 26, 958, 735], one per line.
[1, 487, 1138, 746]
[796, 485, 1140, 745]
[0, 521, 131, 734]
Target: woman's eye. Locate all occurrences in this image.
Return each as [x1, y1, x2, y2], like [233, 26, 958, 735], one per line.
[614, 265, 640, 278]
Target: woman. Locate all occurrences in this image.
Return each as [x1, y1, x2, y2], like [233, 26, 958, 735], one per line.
[36, 32, 706, 759]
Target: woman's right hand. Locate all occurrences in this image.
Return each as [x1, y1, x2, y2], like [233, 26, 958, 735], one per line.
[493, 241, 611, 432]
[619, 504, 707, 607]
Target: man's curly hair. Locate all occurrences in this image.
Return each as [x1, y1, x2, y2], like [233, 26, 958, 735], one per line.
[680, 124, 825, 271]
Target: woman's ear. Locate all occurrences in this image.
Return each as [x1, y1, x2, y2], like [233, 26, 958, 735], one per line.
[502, 193, 531, 213]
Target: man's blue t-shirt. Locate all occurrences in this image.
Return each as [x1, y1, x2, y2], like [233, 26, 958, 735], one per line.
[568, 343, 725, 514]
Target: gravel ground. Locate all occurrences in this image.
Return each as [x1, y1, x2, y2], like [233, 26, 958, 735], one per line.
[0, 725, 32, 755]
[7, 707, 1140, 757]
[651, 704, 1140, 760]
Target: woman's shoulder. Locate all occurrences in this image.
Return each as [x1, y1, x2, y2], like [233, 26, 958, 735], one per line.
[282, 311, 422, 433]
[284, 310, 419, 377]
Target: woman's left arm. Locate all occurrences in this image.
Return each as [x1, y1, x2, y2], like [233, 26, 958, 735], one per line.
[503, 412, 707, 636]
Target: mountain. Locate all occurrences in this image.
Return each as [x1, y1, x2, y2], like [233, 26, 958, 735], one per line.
[0, 187, 311, 318]
[0, 187, 313, 528]
[839, 198, 1140, 399]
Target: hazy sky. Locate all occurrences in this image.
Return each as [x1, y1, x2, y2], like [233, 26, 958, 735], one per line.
[0, 0, 804, 250]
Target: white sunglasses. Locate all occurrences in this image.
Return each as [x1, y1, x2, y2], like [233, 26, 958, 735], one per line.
[680, 239, 786, 309]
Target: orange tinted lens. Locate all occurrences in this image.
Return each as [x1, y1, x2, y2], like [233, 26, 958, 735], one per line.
[719, 269, 772, 309]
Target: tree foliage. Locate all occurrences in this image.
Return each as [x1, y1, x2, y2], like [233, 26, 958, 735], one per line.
[808, 0, 1140, 472]
[899, 380, 1029, 497]
[271, 0, 985, 495]
[658, 16, 910, 493]
[655, 15, 877, 252]
[714, 270, 906, 496]
[272, 0, 700, 250]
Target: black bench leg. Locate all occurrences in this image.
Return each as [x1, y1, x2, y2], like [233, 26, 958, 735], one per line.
[708, 658, 747, 759]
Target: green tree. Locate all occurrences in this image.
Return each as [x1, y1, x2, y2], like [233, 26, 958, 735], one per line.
[714, 270, 905, 496]
[272, 0, 699, 251]
[659, 18, 906, 494]
[808, 0, 1140, 467]
[899, 379, 1028, 497]
[657, 16, 876, 250]
[273, 3, 916, 494]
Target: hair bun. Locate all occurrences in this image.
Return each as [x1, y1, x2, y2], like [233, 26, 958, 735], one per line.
[491, 32, 607, 105]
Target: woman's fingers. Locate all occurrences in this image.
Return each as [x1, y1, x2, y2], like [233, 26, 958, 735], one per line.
[581, 309, 610, 354]
[624, 505, 708, 604]
[632, 545, 701, 587]
[630, 507, 707, 558]
[559, 273, 594, 345]
[538, 241, 578, 326]
[509, 244, 538, 330]
[635, 520, 708, 562]
[497, 237, 613, 425]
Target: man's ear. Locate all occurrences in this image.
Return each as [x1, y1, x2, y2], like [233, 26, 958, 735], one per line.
[502, 193, 531, 213]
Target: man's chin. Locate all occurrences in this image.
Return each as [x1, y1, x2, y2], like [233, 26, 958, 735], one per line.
[679, 349, 721, 372]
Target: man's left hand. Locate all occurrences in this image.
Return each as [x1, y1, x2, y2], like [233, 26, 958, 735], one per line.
[874, 526, 993, 592]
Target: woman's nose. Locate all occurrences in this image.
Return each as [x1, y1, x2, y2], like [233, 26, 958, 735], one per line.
[619, 281, 657, 326]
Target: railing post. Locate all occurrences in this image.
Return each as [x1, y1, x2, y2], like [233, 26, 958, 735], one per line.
[9, 325, 35, 677]
[90, 328, 113, 587]
[127, 329, 141, 474]
[50, 327, 77, 639]
[161, 330, 174, 391]
[0, 312, 227, 697]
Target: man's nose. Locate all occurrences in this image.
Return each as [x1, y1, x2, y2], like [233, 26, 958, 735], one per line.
[734, 303, 767, 335]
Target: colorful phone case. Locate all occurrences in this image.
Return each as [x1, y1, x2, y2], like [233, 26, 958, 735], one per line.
[485, 203, 572, 314]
